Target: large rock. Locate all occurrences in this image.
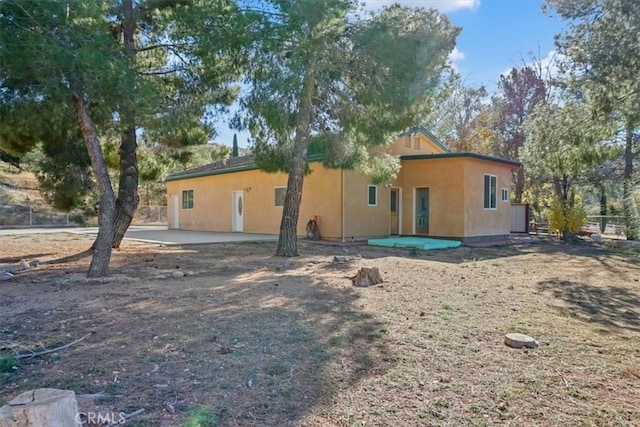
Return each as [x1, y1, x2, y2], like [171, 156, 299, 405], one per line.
[504, 333, 539, 349]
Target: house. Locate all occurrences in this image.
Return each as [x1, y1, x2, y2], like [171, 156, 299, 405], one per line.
[164, 127, 520, 243]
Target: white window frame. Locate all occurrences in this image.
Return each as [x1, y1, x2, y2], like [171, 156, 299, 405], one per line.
[274, 186, 286, 207]
[501, 187, 509, 202]
[367, 185, 378, 207]
[182, 189, 194, 210]
[483, 174, 497, 210]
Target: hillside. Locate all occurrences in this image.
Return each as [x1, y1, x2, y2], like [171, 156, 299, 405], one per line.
[0, 164, 166, 227]
[0, 165, 87, 227]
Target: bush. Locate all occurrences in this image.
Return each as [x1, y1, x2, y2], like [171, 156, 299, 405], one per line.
[0, 355, 17, 373]
[549, 200, 586, 236]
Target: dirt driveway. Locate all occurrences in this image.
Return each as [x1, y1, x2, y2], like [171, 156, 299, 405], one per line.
[1, 233, 639, 426]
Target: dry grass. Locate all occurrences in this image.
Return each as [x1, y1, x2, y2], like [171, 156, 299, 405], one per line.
[1, 233, 639, 426]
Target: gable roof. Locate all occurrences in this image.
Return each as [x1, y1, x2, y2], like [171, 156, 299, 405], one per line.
[397, 125, 451, 153]
[165, 127, 459, 182]
[165, 155, 257, 182]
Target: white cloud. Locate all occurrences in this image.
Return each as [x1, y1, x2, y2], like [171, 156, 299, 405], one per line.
[448, 46, 465, 61]
[500, 50, 566, 79]
[447, 46, 465, 71]
[538, 50, 565, 78]
[362, 0, 480, 13]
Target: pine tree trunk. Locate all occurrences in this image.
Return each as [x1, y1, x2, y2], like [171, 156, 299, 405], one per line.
[113, 124, 139, 248]
[599, 185, 607, 234]
[72, 93, 115, 278]
[112, 0, 139, 249]
[275, 65, 316, 257]
[622, 125, 637, 240]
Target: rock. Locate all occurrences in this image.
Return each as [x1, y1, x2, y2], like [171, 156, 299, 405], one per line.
[185, 271, 195, 276]
[0, 271, 14, 282]
[29, 261, 39, 268]
[591, 234, 604, 244]
[276, 262, 294, 271]
[154, 274, 168, 280]
[217, 346, 232, 355]
[334, 255, 361, 264]
[17, 260, 30, 271]
[171, 271, 185, 278]
[504, 333, 539, 349]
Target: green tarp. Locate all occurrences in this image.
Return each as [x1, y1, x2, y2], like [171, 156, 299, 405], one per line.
[368, 236, 461, 250]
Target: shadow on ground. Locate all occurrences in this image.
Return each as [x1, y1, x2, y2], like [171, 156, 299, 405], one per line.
[316, 237, 632, 265]
[538, 279, 640, 334]
[0, 242, 391, 426]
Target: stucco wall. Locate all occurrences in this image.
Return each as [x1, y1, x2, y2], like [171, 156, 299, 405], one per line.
[389, 134, 447, 156]
[165, 163, 343, 239]
[342, 170, 390, 239]
[462, 159, 513, 237]
[395, 158, 466, 238]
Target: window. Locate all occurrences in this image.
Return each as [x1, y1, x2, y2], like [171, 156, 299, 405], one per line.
[483, 175, 497, 210]
[404, 136, 411, 148]
[390, 190, 397, 212]
[501, 188, 509, 202]
[182, 189, 194, 209]
[413, 136, 420, 150]
[274, 187, 286, 207]
[368, 185, 377, 206]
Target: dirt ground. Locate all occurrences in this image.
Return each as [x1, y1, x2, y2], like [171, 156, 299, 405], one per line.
[1, 233, 639, 426]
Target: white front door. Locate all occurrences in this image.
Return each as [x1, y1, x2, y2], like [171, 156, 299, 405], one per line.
[232, 191, 244, 232]
[170, 195, 179, 229]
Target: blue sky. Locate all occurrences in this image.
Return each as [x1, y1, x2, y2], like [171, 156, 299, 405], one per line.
[437, 0, 564, 89]
[216, 0, 566, 147]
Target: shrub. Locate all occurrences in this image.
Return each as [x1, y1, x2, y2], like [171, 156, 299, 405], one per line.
[549, 199, 586, 236]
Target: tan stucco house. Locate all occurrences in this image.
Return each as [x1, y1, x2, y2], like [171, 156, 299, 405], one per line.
[165, 127, 520, 243]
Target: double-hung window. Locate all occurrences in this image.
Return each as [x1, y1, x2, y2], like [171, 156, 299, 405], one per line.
[274, 187, 286, 207]
[367, 185, 378, 206]
[182, 189, 194, 209]
[483, 175, 497, 210]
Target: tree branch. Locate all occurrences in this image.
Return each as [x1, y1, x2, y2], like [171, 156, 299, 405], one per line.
[136, 42, 188, 53]
[14, 332, 93, 360]
[139, 67, 189, 76]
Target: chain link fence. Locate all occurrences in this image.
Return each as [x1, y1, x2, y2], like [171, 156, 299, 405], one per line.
[0, 203, 167, 227]
[132, 205, 167, 225]
[0, 203, 88, 227]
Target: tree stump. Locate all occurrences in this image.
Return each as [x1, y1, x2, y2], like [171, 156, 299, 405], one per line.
[350, 267, 383, 287]
[0, 388, 81, 427]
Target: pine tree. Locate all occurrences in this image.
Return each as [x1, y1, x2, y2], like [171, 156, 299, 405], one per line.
[232, 133, 239, 157]
[239, 1, 459, 256]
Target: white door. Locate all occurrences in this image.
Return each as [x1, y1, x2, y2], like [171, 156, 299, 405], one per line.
[170, 195, 179, 229]
[232, 191, 244, 232]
